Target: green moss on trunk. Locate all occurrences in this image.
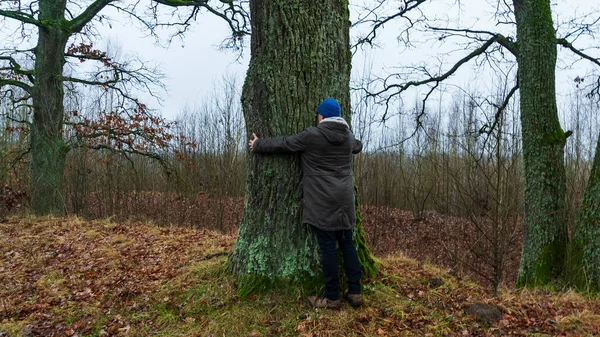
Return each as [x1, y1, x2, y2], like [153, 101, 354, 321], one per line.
[513, 0, 568, 287]
[516, 239, 563, 288]
[31, 0, 69, 215]
[566, 131, 600, 291]
[354, 183, 378, 279]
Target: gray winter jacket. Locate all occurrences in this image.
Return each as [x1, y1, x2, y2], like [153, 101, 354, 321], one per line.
[253, 117, 362, 231]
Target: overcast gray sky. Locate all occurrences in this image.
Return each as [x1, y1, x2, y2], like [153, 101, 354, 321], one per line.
[94, 8, 248, 119]
[90, 0, 598, 121]
[0, 0, 586, 121]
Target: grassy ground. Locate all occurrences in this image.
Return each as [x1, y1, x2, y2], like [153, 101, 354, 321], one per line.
[1, 217, 599, 336]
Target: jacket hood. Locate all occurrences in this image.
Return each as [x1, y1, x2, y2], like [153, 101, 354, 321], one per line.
[317, 117, 350, 145]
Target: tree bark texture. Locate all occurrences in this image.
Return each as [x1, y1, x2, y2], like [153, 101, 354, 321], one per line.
[568, 132, 600, 291]
[513, 0, 568, 287]
[228, 0, 376, 296]
[30, 0, 69, 215]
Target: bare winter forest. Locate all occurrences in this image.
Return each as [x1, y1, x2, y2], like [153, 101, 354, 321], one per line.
[2, 70, 598, 293]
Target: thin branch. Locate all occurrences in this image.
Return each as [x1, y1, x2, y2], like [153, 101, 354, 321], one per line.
[62, 76, 119, 86]
[200, 2, 244, 37]
[0, 56, 35, 83]
[561, 15, 600, 41]
[0, 88, 29, 104]
[152, 0, 250, 37]
[70, 0, 115, 33]
[64, 53, 109, 62]
[81, 143, 174, 175]
[0, 78, 31, 92]
[153, 0, 208, 6]
[557, 38, 600, 100]
[479, 81, 519, 135]
[557, 38, 600, 68]
[367, 36, 499, 99]
[414, 81, 438, 124]
[352, 0, 426, 50]
[0, 146, 31, 181]
[107, 3, 155, 34]
[0, 9, 41, 27]
[65, 123, 148, 140]
[6, 114, 32, 126]
[428, 26, 518, 57]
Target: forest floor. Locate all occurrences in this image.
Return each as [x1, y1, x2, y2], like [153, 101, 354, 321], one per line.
[2, 217, 600, 336]
[82, 193, 523, 289]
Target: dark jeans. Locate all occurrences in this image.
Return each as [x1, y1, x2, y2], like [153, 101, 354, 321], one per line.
[312, 226, 362, 300]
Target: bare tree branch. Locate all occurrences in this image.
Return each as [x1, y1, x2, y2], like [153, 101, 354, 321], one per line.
[560, 14, 600, 41]
[62, 76, 118, 86]
[70, 0, 115, 33]
[428, 26, 518, 57]
[557, 38, 600, 99]
[0, 8, 41, 27]
[480, 81, 519, 135]
[0, 146, 31, 181]
[70, 140, 174, 175]
[107, 3, 156, 34]
[367, 36, 499, 99]
[0, 55, 35, 83]
[3, 112, 32, 127]
[152, 0, 250, 38]
[64, 53, 107, 62]
[352, 0, 426, 51]
[0, 78, 31, 92]
[557, 38, 600, 68]
[153, 0, 209, 6]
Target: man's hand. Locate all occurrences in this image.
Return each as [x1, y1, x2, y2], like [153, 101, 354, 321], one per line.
[248, 133, 259, 151]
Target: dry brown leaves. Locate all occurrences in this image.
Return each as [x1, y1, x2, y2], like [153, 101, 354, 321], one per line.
[355, 258, 600, 337]
[1, 216, 599, 336]
[0, 217, 233, 336]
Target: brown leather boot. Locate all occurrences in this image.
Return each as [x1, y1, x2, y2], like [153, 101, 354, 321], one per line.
[306, 296, 342, 309]
[343, 290, 363, 307]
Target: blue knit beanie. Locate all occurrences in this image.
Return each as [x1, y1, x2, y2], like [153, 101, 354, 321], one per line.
[317, 98, 341, 118]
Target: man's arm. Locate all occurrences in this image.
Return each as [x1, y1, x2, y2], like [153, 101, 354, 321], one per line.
[351, 132, 363, 154]
[249, 130, 309, 153]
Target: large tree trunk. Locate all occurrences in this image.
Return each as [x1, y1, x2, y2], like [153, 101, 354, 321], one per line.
[513, 0, 568, 287]
[228, 0, 376, 296]
[567, 132, 600, 290]
[30, 0, 69, 215]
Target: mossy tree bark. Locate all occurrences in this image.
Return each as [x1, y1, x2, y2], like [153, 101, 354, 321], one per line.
[513, 0, 568, 287]
[30, 0, 70, 215]
[567, 133, 600, 291]
[228, 0, 376, 296]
